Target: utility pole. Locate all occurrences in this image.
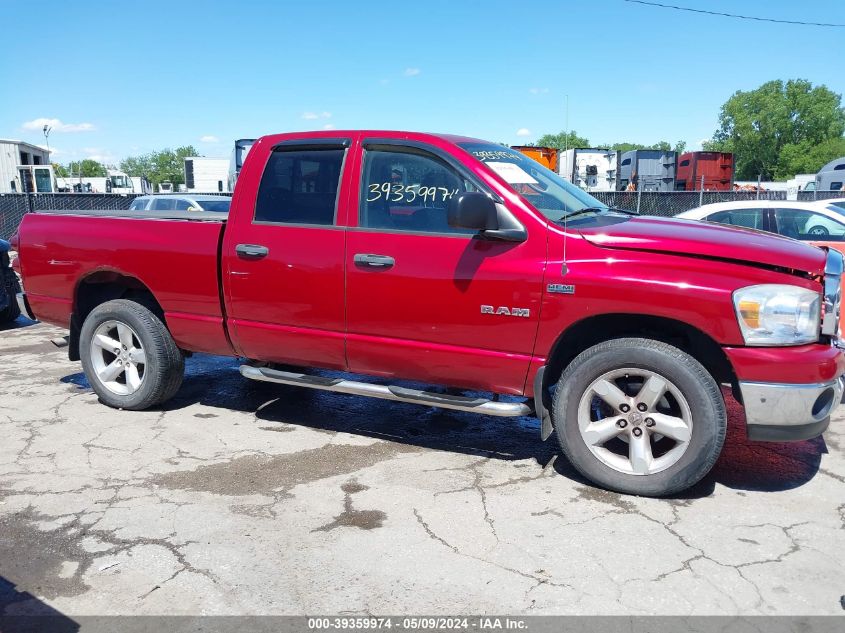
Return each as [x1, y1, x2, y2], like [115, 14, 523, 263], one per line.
[42, 125, 52, 183]
[42, 124, 51, 159]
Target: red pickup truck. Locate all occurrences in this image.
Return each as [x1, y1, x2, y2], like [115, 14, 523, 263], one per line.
[12, 130, 845, 496]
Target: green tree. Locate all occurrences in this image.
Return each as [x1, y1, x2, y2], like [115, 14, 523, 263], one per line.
[777, 136, 845, 178]
[706, 79, 845, 180]
[55, 159, 107, 178]
[604, 141, 685, 153]
[120, 146, 199, 189]
[609, 142, 646, 153]
[536, 130, 591, 150]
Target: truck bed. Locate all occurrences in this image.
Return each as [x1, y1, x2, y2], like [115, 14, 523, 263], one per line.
[16, 210, 233, 356]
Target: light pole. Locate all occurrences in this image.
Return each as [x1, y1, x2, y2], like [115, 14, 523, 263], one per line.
[42, 124, 52, 164]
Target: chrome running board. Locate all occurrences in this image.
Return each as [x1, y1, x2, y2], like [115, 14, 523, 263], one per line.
[239, 365, 533, 417]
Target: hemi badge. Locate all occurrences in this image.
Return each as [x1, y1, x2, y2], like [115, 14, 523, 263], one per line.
[548, 284, 575, 295]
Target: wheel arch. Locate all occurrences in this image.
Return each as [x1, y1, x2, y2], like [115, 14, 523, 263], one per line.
[70, 270, 165, 361]
[541, 313, 736, 394]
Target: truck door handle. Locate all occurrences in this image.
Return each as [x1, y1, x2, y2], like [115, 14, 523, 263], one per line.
[354, 253, 395, 269]
[236, 244, 269, 259]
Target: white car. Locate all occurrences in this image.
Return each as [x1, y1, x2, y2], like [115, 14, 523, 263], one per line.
[676, 199, 845, 242]
[128, 194, 231, 213]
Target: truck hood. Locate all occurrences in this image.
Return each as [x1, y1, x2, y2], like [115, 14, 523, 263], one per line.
[579, 216, 826, 276]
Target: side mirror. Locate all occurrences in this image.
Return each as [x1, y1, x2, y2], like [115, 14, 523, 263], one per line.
[447, 192, 498, 231]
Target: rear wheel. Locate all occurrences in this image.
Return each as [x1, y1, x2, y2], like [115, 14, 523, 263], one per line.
[808, 225, 829, 237]
[80, 299, 184, 410]
[552, 338, 726, 496]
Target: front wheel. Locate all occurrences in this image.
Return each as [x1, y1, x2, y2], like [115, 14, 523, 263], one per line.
[552, 338, 726, 496]
[80, 299, 184, 410]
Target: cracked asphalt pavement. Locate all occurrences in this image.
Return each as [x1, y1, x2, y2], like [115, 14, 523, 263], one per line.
[1, 319, 844, 616]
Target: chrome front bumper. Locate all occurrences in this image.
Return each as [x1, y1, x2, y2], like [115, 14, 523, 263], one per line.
[740, 376, 844, 442]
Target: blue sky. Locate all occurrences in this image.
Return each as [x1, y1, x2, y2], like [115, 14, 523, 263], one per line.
[3, 0, 843, 166]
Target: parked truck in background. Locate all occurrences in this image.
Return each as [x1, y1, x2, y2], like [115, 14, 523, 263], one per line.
[228, 138, 256, 191]
[511, 146, 559, 172]
[675, 152, 734, 191]
[618, 149, 677, 191]
[12, 130, 845, 497]
[558, 148, 618, 192]
[815, 156, 845, 192]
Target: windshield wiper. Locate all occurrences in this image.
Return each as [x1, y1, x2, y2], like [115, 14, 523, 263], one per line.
[558, 206, 637, 221]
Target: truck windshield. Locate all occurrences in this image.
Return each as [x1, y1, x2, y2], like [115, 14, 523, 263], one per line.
[458, 143, 609, 220]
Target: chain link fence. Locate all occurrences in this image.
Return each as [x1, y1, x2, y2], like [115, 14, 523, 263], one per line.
[797, 191, 844, 202]
[0, 193, 233, 239]
[590, 191, 787, 216]
[0, 195, 30, 241]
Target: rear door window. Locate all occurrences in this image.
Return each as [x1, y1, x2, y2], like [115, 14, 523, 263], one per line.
[255, 148, 345, 225]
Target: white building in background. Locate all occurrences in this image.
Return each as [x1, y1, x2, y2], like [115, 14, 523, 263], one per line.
[558, 148, 619, 192]
[0, 139, 56, 193]
[184, 157, 229, 193]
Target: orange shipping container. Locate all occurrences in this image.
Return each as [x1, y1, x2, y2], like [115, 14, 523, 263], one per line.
[511, 146, 559, 172]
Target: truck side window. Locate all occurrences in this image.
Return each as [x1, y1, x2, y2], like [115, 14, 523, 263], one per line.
[359, 149, 477, 234]
[255, 149, 344, 225]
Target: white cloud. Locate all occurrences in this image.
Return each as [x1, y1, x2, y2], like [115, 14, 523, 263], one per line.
[516, 128, 532, 137]
[36, 144, 61, 156]
[81, 147, 117, 164]
[404, 68, 421, 77]
[302, 111, 332, 120]
[322, 124, 335, 130]
[529, 88, 549, 95]
[22, 117, 95, 133]
[199, 135, 219, 143]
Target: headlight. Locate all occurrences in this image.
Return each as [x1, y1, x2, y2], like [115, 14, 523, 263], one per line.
[733, 284, 820, 346]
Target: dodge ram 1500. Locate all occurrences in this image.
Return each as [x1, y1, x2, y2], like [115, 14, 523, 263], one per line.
[12, 130, 844, 496]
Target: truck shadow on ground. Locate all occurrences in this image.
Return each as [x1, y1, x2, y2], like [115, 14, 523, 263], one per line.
[0, 316, 38, 332]
[63, 354, 827, 499]
[0, 575, 79, 632]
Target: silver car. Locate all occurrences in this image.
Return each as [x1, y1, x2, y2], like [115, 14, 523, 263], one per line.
[128, 194, 231, 213]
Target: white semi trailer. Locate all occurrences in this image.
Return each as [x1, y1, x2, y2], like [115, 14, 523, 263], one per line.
[558, 148, 618, 192]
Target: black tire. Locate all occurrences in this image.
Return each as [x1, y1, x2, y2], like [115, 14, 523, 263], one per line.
[552, 338, 726, 497]
[0, 269, 21, 323]
[80, 299, 184, 410]
[808, 225, 829, 237]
